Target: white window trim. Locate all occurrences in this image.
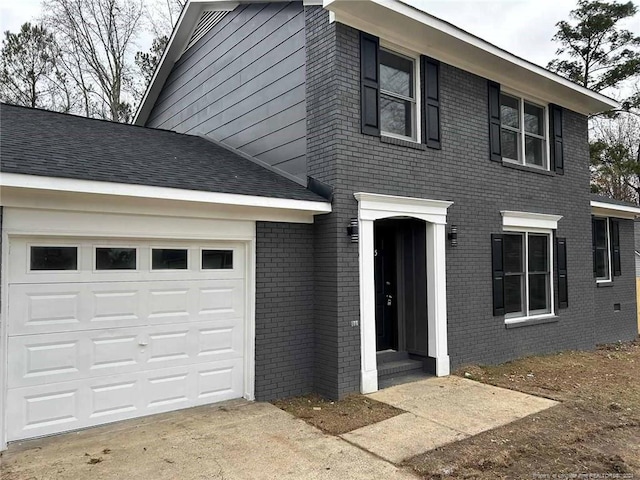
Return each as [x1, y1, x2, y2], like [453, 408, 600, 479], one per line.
[501, 210, 561, 324]
[92, 245, 139, 273]
[502, 230, 555, 324]
[27, 243, 80, 274]
[150, 247, 190, 271]
[379, 42, 421, 144]
[500, 88, 550, 171]
[199, 246, 236, 272]
[593, 217, 612, 283]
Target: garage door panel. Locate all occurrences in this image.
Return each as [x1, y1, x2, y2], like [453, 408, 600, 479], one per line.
[10, 280, 244, 336]
[9, 319, 244, 388]
[7, 359, 243, 441]
[9, 283, 146, 335]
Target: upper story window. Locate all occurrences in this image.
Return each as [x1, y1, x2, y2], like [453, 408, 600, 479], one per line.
[500, 93, 547, 169]
[380, 49, 417, 141]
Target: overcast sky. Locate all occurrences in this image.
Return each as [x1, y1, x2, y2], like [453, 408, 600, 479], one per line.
[1, 0, 639, 71]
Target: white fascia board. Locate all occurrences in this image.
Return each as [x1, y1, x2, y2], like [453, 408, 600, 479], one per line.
[0, 173, 331, 215]
[501, 211, 563, 230]
[591, 201, 640, 219]
[324, 0, 618, 115]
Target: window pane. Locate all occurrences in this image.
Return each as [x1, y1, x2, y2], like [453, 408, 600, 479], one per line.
[504, 275, 523, 314]
[594, 218, 607, 247]
[380, 50, 413, 98]
[30, 246, 77, 271]
[525, 135, 544, 166]
[96, 248, 136, 270]
[503, 234, 523, 273]
[501, 129, 519, 161]
[529, 273, 550, 312]
[202, 250, 233, 270]
[595, 249, 608, 278]
[152, 249, 188, 270]
[381, 95, 412, 137]
[528, 235, 548, 273]
[524, 102, 544, 135]
[500, 94, 519, 129]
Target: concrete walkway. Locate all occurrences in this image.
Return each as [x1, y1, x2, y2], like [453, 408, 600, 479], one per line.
[0, 377, 557, 479]
[342, 376, 558, 463]
[0, 401, 415, 480]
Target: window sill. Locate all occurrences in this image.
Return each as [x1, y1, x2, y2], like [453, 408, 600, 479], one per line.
[597, 281, 614, 288]
[381, 135, 426, 151]
[505, 314, 559, 329]
[502, 161, 556, 177]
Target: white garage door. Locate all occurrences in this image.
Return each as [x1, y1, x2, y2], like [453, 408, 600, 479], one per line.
[6, 237, 247, 441]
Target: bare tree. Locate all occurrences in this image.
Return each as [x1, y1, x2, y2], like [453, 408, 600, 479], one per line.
[590, 116, 640, 202]
[42, 0, 144, 121]
[0, 23, 72, 111]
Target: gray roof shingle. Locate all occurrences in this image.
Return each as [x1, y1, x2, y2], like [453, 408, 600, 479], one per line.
[0, 103, 326, 203]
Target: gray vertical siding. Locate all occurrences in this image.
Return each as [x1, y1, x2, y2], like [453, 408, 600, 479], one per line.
[255, 221, 315, 400]
[146, 2, 307, 180]
[305, 6, 638, 399]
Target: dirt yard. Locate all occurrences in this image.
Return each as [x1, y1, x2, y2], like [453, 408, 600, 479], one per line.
[273, 394, 404, 435]
[404, 338, 640, 479]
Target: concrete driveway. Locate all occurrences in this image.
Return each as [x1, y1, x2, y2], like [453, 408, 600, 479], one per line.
[0, 400, 415, 480]
[0, 377, 557, 480]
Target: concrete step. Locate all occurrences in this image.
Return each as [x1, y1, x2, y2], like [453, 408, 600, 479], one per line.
[378, 371, 432, 390]
[376, 350, 409, 364]
[377, 358, 424, 377]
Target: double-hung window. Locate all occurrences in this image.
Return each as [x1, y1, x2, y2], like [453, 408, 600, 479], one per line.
[593, 217, 610, 281]
[379, 49, 417, 141]
[500, 93, 547, 168]
[592, 217, 621, 282]
[503, 232, 553, 319]
[493, 212, 564, 322]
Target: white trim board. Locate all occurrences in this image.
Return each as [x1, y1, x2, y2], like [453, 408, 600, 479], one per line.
[0, 174, 331, 221]
[324, 0, 618, 115]
[591, 201, 640, 219]
[355, 192, 452, 394]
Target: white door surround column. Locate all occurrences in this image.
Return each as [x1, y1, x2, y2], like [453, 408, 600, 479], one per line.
[354, 193, 453, 394]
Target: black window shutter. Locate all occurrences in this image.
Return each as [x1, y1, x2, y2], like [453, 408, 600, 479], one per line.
[611, 219, 621, 276]
[550, 104, 564, 174]
[421, 56, 441, 149]
[491, 234, 505, 316]
[360, 32, 380, 136]
[488, 81, 502, 162]
[592, 217, 597, 277]
[556, 237, 568, 309]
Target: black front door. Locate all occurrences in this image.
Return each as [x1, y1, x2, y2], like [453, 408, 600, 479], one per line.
[375, 223, 397, 351]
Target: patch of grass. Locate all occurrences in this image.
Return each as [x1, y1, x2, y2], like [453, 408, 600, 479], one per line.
[272, 393, 404, 435]
[404, 337, 640, 479]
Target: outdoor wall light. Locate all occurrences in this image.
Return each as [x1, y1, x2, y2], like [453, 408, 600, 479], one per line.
[347, 218, 359, 243]
[448, 225, 458, 247]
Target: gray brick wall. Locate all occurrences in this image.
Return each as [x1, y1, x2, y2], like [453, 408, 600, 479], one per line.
[254, 221, 315, 400]
[304, 8, 637, 398]
[593, 218, 638, 344]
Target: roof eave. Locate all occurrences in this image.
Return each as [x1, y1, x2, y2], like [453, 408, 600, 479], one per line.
[591, 200, 640, 219]
[324, 0, 619, 115]
[0, 173, 332, 216]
